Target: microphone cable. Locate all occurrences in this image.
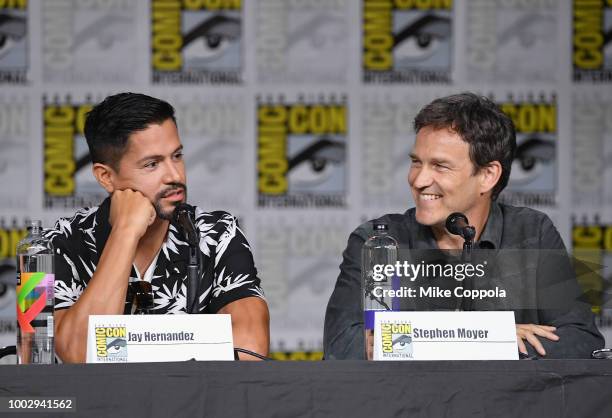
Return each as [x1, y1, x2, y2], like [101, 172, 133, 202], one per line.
[233, 348, 274, 361]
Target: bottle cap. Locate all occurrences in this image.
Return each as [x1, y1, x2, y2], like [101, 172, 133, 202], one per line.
[28, 220, 42, 234]
[373, 222, 388, 231]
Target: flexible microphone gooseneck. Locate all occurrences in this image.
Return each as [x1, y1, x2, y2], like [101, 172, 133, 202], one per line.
[445, 212, 476, 264]
[174, 203, 201, 314]
[445, 212, 477, 311]
[445, 212, 476, 260]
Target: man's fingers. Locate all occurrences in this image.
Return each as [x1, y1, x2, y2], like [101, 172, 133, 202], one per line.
[517, 338, 527, 355]
[518, 324, 559, 341]
[530, 326, 559, 341]
[524, 332, 546, 356]
[516, 324, 560, 356]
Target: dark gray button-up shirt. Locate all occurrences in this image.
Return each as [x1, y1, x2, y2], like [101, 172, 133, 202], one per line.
[324, 202, 604, 359]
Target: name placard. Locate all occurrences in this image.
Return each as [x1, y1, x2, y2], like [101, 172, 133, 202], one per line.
[86, 314, 234, 363]
[373, 311, 518, 360]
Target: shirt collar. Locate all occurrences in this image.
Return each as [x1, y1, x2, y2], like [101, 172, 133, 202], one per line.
[477, 201, 503, 249]
[405, 209, 438, 250]
[407, 202, 503, 250]
[93, 197, 112, 255]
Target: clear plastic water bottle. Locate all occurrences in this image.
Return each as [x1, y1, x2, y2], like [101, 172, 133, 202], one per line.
[16, 220, 55, 364]
[362, 222, 397, 360]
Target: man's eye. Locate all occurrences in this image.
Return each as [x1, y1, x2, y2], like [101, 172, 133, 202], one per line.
[173, 152, 183, 160]
[145, 161, 158, 169]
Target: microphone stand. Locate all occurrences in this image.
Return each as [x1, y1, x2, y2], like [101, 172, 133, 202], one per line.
[461, 227, 475, 263]
[175, 204, 202, 314]
[186, 246, 200, 314]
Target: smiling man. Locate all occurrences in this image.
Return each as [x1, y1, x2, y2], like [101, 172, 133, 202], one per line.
[44, 93, 269, 363]
[324, 92, 603, 360]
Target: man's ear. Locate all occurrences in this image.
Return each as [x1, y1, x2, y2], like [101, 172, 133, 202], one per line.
[479, 161, 502, 196]
[92, 163, 116, 193]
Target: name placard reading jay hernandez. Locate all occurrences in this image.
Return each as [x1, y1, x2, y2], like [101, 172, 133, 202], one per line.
[373, 311, 518, 361]
[86, 314, 234, 363]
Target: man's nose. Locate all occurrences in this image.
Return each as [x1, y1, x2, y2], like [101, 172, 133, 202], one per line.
[409, 166, 433, 189]
[163, 160, 183, 184]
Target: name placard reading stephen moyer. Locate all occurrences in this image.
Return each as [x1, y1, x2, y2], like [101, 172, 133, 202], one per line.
[373, 311, 518, 361]
[86, 314, 234, 363]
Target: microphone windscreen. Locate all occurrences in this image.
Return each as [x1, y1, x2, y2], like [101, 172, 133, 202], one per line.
[445, 212, 469, 236]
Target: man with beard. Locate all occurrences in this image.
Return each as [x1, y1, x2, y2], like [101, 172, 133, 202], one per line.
[45, 93, 269, 363]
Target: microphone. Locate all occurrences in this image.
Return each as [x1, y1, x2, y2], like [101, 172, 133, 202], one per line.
[445, 212, 476, 242]
[445, 212, 476, 266]
[174, 203, 199, 247]
[174, 203, 200, 313]
[445, 212, 477, 309]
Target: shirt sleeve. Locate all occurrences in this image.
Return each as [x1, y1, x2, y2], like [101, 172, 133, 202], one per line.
[45, 229, 85, 311]
[324, 229, 367, 360]
[531, 215, 604, 358]
[207, 214, 265, 314]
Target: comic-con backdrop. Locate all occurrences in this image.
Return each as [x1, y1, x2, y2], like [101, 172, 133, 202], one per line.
[0, 0, 611, 361]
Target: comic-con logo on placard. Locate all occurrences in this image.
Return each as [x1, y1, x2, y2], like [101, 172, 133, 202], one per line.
[573, 0, 612, 82]
[95, 326, 128, 362]
[152, 0, 242, 84]
[257, 94, 347, 208]
[362, 0, 452, 83]
[43, 95, 105, 209]
[496, 92, 557, 207]
[0, 0, 27, 84]
[381, 321, 413, 359]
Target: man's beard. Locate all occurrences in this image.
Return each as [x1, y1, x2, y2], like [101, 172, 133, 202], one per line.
[153, 183, 187, 220]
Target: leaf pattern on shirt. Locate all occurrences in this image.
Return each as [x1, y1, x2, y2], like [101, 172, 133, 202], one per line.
[154, 280, 187, 314]
[46, 202, 264, 314]
[54, 280, 84, 309]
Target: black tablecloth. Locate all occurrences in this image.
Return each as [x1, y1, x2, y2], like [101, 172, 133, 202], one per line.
[1, 360, 612, 417]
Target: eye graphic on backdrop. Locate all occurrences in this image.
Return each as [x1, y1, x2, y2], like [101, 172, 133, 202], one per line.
[393, 14, 450, 63]
[509, 137, 555, 185]
[182, 15, 240, 63]
[287, 13, 346, 50]
[392, 334, 412, 352]
[72, 15, 132, 51]
[498, 14, 555, 49]
[289, 260, 339, 295]
[287, 137, 345, 188]
[185, 141, 240, 173]
[0, 13, 26, 60]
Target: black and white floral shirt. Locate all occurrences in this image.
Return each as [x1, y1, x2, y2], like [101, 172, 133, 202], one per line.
[44, 198, 264, 314]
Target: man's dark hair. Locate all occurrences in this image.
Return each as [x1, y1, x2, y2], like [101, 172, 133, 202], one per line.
[413, 92, 516, 200]
[84, 93, 176, 171]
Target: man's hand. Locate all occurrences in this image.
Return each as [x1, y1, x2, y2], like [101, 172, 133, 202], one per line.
[516, 324, 559, 356]
[109, 189, 156, 238]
